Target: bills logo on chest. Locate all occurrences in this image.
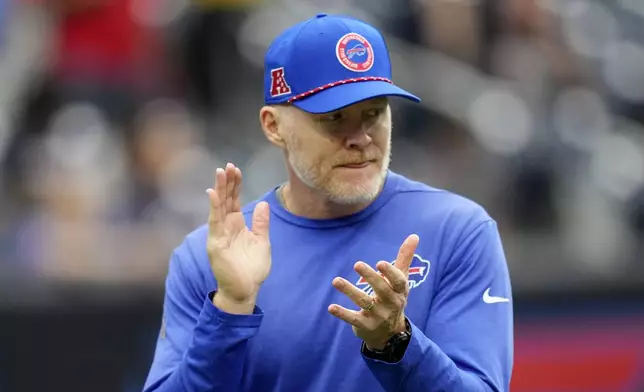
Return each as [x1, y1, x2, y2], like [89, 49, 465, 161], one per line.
[356, 254, 431, 296]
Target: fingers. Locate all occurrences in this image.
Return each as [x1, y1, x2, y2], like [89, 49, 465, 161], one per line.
[332, 277, 375, 311]
[225, 163, 236, 213]
[376, 261, 408, 294]
[354, 262, 395, 300]
[232, 167, 242, 212]
[207, 163, 267, 241]
[394, 234, 420, 279]
[214, 167, 227, 214]
[207, 168, 227, 237]
[328, 304, 369, 330]
[251, 201, 270, 240]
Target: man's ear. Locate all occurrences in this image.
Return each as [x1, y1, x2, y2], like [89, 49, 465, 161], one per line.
[259, 106, 286, 148]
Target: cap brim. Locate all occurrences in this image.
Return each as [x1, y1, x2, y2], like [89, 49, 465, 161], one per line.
[292, 80, 420, 114]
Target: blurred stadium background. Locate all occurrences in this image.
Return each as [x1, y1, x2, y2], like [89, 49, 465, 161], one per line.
[0, 0, 643, 391]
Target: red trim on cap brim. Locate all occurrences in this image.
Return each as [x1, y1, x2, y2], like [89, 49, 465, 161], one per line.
[286, 76, 394, 103]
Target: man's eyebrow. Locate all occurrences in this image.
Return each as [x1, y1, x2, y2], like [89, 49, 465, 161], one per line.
[368, 97, 389, 105]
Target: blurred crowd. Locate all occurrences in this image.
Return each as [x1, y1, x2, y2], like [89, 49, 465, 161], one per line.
[0, 0, 643, 299]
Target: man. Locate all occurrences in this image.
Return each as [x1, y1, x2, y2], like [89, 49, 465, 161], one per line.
[143, 13, 513, 392]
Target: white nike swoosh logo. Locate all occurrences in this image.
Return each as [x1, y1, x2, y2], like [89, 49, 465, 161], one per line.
[483, 288, 510, 304]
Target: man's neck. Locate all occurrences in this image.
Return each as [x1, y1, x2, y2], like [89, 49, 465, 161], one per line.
[279, 181, 374, 220]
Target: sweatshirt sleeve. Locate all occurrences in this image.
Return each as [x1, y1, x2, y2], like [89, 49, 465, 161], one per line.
[362, 220, 514, 392]
[143, 248, 264, 392]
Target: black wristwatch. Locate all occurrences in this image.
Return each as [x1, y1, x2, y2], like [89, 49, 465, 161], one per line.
[361, 318, 412, 363]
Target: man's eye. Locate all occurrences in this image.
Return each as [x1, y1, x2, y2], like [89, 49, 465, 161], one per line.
[322, 113, 343, 122]
[364, 108, 384, 118]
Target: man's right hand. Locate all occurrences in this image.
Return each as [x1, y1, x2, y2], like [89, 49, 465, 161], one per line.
[206, 163, 271, 315]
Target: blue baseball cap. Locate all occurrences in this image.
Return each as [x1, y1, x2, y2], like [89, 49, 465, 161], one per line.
[263, 14, 420, 114]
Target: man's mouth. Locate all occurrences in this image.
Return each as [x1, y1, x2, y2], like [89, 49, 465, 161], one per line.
[340, 160, 375, 168]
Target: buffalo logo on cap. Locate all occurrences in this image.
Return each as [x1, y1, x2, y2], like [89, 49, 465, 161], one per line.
[335, 33, 374, 72]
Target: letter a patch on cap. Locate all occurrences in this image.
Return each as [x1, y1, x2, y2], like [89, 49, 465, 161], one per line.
[270, 67, 292, 97]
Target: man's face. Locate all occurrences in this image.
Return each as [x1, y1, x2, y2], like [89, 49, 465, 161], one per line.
[278, 97, 392, 205]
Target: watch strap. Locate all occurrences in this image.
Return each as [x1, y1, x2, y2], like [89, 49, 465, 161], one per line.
[362, 318, 411, 363]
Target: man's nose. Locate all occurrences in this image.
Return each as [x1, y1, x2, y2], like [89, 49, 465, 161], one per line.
[344, 128, 373, 150]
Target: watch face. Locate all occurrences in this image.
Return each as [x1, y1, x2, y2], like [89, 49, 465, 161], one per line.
[388, 331, 411, 360]
[394, 331, 410, 342]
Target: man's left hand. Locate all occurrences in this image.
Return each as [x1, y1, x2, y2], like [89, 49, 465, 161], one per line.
[328, 234, 420, 350]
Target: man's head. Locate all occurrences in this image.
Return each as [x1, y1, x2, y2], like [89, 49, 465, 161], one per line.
[259, 14, 420, 205]
[260, 97, 392, 205]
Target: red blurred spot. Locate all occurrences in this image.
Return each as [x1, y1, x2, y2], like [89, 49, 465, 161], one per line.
[512, 352, 639, 391]
[511, 319, 644, 391]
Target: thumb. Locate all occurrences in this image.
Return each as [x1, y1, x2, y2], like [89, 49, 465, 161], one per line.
[251, 201, 270, 240]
